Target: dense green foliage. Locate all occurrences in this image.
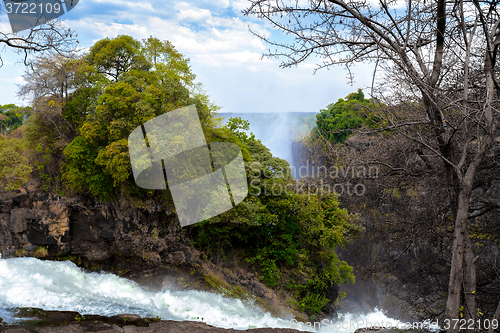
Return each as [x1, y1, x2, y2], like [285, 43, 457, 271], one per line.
[61, 36, 219, 201]
[0, 104, 31, 135]
[86, 35, 151, 81]
[11, 35, 360, 316]
[312, 89, 378, 143]
[190, 139, 360, 314]
[0, 136, 32, 191]
[190, 189, 359, 314]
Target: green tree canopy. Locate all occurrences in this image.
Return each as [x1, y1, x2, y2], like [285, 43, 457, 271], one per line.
[313, 89, 378, 143]
[0, 136, 32, 192]
[86, 35, 151, 81]
[62, 36, 232, 201]
[0, 104, 31, 135]
[141, 36, 196, 87]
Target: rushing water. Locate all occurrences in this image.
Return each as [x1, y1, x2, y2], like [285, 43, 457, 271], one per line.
[0, 257, 416, 332]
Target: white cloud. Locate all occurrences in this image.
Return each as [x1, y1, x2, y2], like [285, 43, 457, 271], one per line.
[0, 21, 11, 34]
[229, 0, 249, 12]
[0, 0, 375, 116]
[175, 2, 212, 22]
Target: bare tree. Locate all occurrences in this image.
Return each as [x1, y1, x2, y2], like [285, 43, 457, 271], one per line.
[17, 52, 85, 146]
[244, 0, 500, 331]
[0, 6, 78, 67]
[18, 53, 80, 107]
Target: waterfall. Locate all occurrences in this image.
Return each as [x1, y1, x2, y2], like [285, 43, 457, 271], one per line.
[0, 257, 437, 332]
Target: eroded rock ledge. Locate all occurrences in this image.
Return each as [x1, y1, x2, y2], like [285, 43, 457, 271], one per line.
[0, 184, 304, 320]
[0, 308, 434, 333]
[0, 308, 300, 333]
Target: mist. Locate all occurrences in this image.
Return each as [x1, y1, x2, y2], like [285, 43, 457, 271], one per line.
[218, 112, 316, 178]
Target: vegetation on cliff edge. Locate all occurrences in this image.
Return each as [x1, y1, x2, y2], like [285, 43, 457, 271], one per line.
[0, 35, 361, 316]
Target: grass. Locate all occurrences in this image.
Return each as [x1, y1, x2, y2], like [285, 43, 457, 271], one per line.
[55, 254, 82, 265]
[203, 271, 250, 300]
[34, 246, 48, 258]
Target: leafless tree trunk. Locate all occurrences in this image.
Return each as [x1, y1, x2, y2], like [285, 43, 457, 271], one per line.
[489, 301, 500, 333]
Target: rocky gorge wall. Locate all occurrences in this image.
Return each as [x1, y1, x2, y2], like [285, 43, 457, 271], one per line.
[291, 136, 500, 322]
[0, 182, 297, 320]
[3, 167, 499, 325]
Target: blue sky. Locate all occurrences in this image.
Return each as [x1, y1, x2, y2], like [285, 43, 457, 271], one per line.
[0, 0, 375, 113]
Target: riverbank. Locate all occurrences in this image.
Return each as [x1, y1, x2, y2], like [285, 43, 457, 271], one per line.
[0, 308, 301, 333]
[0, 308, 438, 333]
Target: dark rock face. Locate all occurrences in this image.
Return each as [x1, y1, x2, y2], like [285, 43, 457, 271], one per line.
[337, 201, 500, 322]
[1, 197, 71, 254]
[337, 235, 450, 322]
[0, 185, 297, 320]
[0, 185, 201, 272]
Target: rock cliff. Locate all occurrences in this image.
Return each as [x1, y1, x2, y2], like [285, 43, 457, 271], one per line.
[0, 182, 296, 320]
[0, 308, 302, 333]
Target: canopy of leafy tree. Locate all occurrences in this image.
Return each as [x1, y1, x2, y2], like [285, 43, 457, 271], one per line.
[312, 89, 379, 143]
[61, 36, 221, 201]
[0, 104, 31, 136]
[15, 35, 360, 315]
[0, 136, 32, 192]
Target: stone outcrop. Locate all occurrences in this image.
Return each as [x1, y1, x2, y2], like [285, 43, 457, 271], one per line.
[0, 308, 435, 333]
[0, 184, 297, 320]
[0, 308, 301, 333]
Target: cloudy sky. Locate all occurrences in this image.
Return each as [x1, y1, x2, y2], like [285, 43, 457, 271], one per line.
[0, 0, 375, 113]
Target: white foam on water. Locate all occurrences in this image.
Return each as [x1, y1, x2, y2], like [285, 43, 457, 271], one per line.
[307, 309, 440, 332]
[0, 257, 421, 332]
[0, 257, 299, 330]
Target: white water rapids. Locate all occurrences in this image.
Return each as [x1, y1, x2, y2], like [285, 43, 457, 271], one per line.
[0, 256, 415, 332]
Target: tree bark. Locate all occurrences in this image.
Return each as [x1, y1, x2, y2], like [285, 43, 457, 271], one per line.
[446, 189, 470, 333]
[489, 301, 500, 333]
[463, 229, 476, 332]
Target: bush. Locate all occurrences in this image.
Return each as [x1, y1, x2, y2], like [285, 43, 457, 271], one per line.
[0, 136, 32, 192]
[189, 138, 360, 315]
[299, 292, 330, 315]
[312, 89, 379, 143]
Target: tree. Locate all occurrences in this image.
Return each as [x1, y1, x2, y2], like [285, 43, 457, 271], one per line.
[62, 66, 195, 200]
[62, 36, 217, 200]
[86, 35, 151, 81]
[313, 89, 378, 143]
[245, 0, 500, 331]
[0, 104, 30, 135]
[0, 8, 78, 66]
[18, 54, 81, 109]
[17, 53, 87, 193]
[141, 36, 196, 87]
